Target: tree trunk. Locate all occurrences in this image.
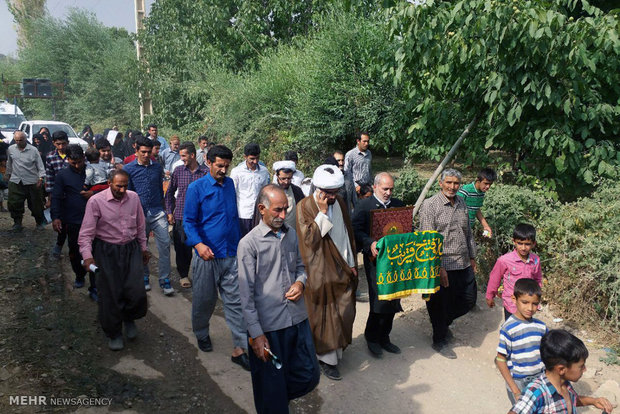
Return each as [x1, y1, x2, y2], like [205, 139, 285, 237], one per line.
[411, 114, 481, 221]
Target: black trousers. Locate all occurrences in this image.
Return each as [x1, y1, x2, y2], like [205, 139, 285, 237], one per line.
[55, 224, 67, 247]
[425, 266, 477, 344]
[364, 312, 395, 344]
[7, 181, 44, 224]
[172, 220, 192, 278]
[65, 222, 89, 284]
[93, 238, 147, 339]
[239, 218, 254, 238]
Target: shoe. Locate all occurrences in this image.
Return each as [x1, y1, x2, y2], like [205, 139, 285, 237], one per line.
[319, 361, 342, 381]
[231, 353, 251, 371]
[381, 341, 402, 354]
[124, 320, 138, 340]
[51, 244, 62, 258]
[197, 336, 213, 352]
[180, 277, 192, 288]
[431, 340, 457, 359]
[108, 336, 124, 351]
[144, 276, 151, 291]
[11, 223, 23, 232]
[74, 279, 85, 289]
[160, 278, 174, 296]
[356, 291, 369, 303]
[88, 287, 98, 302]
[366, 341, 383, 358]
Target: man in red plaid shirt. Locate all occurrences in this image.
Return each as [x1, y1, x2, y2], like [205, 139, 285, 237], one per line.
[45, 131, 70, 260]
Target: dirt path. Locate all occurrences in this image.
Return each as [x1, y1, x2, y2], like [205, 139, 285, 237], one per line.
[1, 214, 618, 413]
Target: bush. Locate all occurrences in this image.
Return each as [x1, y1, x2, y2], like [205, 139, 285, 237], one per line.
[392, 167, 427, 206]
[538, 179, 620, 333]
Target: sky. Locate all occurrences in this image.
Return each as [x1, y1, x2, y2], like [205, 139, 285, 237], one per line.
[0, 0, 155, 56]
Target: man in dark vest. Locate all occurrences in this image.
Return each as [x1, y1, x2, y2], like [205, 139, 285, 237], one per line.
[352, 172, 404, 358]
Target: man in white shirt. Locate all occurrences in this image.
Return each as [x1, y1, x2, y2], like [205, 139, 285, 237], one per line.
[230, 143, 270, 237]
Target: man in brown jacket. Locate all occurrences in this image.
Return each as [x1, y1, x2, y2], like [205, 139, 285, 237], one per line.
[296, 164, 358, 381]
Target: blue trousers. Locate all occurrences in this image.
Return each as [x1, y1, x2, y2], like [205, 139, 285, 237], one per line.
[249, 320, 320, 414]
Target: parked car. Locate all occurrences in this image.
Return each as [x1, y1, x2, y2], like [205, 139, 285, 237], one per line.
[18, 120, 89, 150]
[0, 100, 27, 141]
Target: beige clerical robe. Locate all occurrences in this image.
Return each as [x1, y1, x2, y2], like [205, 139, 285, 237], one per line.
[296, 195, 358, 355]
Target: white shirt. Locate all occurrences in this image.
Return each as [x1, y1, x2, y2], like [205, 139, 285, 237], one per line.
[230, 161, 270, 219]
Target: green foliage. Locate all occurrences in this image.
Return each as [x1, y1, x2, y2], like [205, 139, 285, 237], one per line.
[392, 167, 429, 205]
[15, 9, 139, 128]
[537, 178, 620, 332]
[385, 0, 620, 195]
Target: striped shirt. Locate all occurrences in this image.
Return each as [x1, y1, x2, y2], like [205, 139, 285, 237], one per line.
[456, 181, 485, 226]
[498, 315, 547, 379]
[511, 373, 578, 414]
[164, 164, 208, 221]
[419, 192, 476, 270]
[344, 146, 372, 186]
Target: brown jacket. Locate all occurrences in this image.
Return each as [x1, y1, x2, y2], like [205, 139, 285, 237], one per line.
[296, 195, 358, 355]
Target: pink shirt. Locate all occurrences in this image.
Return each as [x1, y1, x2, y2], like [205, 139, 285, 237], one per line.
[486, 250, 542, 314]
[78, 188, 147, 260]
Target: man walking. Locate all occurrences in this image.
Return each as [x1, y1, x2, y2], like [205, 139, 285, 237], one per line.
[238, 185, 320, 414]
[183, 145, 250, 370]
[419, 169, 477, 359]
[146, 124, 169, 150]
[46, 131, 69, 256]
[296, 165, 357, 381]
[352, 172, 404, 358]
[51, 145, 96, 295]
[78, 169, 150, 350]
[272, 160, 305, 229]
[124, 137, 173, 296]
[164, 142, 208, 289]
[5, 131, 46, 231]
[344, 132, 372, 207]
[231, 142, 269, 237]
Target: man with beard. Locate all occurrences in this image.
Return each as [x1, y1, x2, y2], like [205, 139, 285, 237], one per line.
[165, 142, 208, 289]
[296, 164, 357, 381]
[272, 160, 305, 229]
[51, 145, 96, 298]
[419, 169, 477, 359]
[238, 185, 320, 414]
[79, 169, 150, 350]
[6, 131, 46, 231]
[352, 172, 404, 358]
[183, 145, 250, 370]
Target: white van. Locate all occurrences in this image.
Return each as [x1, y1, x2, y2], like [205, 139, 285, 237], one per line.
[0, 100, 27, 141]
[18, 120, 89, 150]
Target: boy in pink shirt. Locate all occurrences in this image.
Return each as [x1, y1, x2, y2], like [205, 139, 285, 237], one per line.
[486, 223, 542, 320]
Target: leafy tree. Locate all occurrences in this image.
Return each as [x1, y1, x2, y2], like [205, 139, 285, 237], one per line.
[7, 0, 47, 48]
[385, 0, 620, 196]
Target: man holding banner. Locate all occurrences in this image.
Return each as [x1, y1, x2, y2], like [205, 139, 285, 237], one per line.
[419, 169, 477, 359]
[352, 172, 405, 358]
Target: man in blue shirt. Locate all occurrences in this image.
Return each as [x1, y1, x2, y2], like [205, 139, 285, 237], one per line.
[124, 137, 173, 296]
[183, 145, 250, 371]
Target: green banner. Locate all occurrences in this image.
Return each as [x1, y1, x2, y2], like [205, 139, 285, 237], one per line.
[375, 231, 443, 300]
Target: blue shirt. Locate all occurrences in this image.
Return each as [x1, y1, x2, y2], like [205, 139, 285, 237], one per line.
[183, 173, 240, 258]
[124, 159, 164, 214]
[51, 166, 87, 224]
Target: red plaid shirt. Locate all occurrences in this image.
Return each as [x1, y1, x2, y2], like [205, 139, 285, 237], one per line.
[45, 150, 68, 193]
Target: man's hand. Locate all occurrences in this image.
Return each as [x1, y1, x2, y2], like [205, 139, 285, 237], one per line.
[251, 335, 269, 362]
[370, 241, 378, 258]
[167, 214, 175, 225]
[285, 281, 304, 302]
[355, 185, 361, 195]
[440, 268, 449, 288]
[142, 250, 151, 265]
[470, 259, 477, 273]
[486, 298, 495, 308]
[591, 397, 613, 413]
[35, 177, 42, 188]
[82, 258, 95, 271]
[80, 190, 93, 199]
[483, 225, 493, 238]
[350, 266, 358, 278]
[52, 219, 62, 233]
[195, 243, 215, 261]
[45, 197, 51, 209]
[316, 191, 329, 214]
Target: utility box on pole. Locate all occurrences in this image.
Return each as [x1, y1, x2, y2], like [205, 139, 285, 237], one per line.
[134, 0, 152, 129]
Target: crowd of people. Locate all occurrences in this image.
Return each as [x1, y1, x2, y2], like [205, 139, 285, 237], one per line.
[2, 127, 613, 414]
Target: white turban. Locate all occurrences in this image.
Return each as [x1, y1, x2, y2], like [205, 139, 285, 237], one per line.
[312, 164, 344, 190]
[273, 160, 296, 172]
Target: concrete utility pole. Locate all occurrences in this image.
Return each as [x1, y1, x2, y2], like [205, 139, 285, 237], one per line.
[134, 0, 152, 129]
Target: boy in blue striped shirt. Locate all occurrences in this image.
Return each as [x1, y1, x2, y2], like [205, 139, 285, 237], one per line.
[496, 278, 547, 404]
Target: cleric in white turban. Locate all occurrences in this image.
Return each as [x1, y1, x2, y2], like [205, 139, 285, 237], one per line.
[295, 164, 357, 381]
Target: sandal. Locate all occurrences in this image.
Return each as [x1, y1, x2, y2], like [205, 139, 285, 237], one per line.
[180, 277, 192, 288]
